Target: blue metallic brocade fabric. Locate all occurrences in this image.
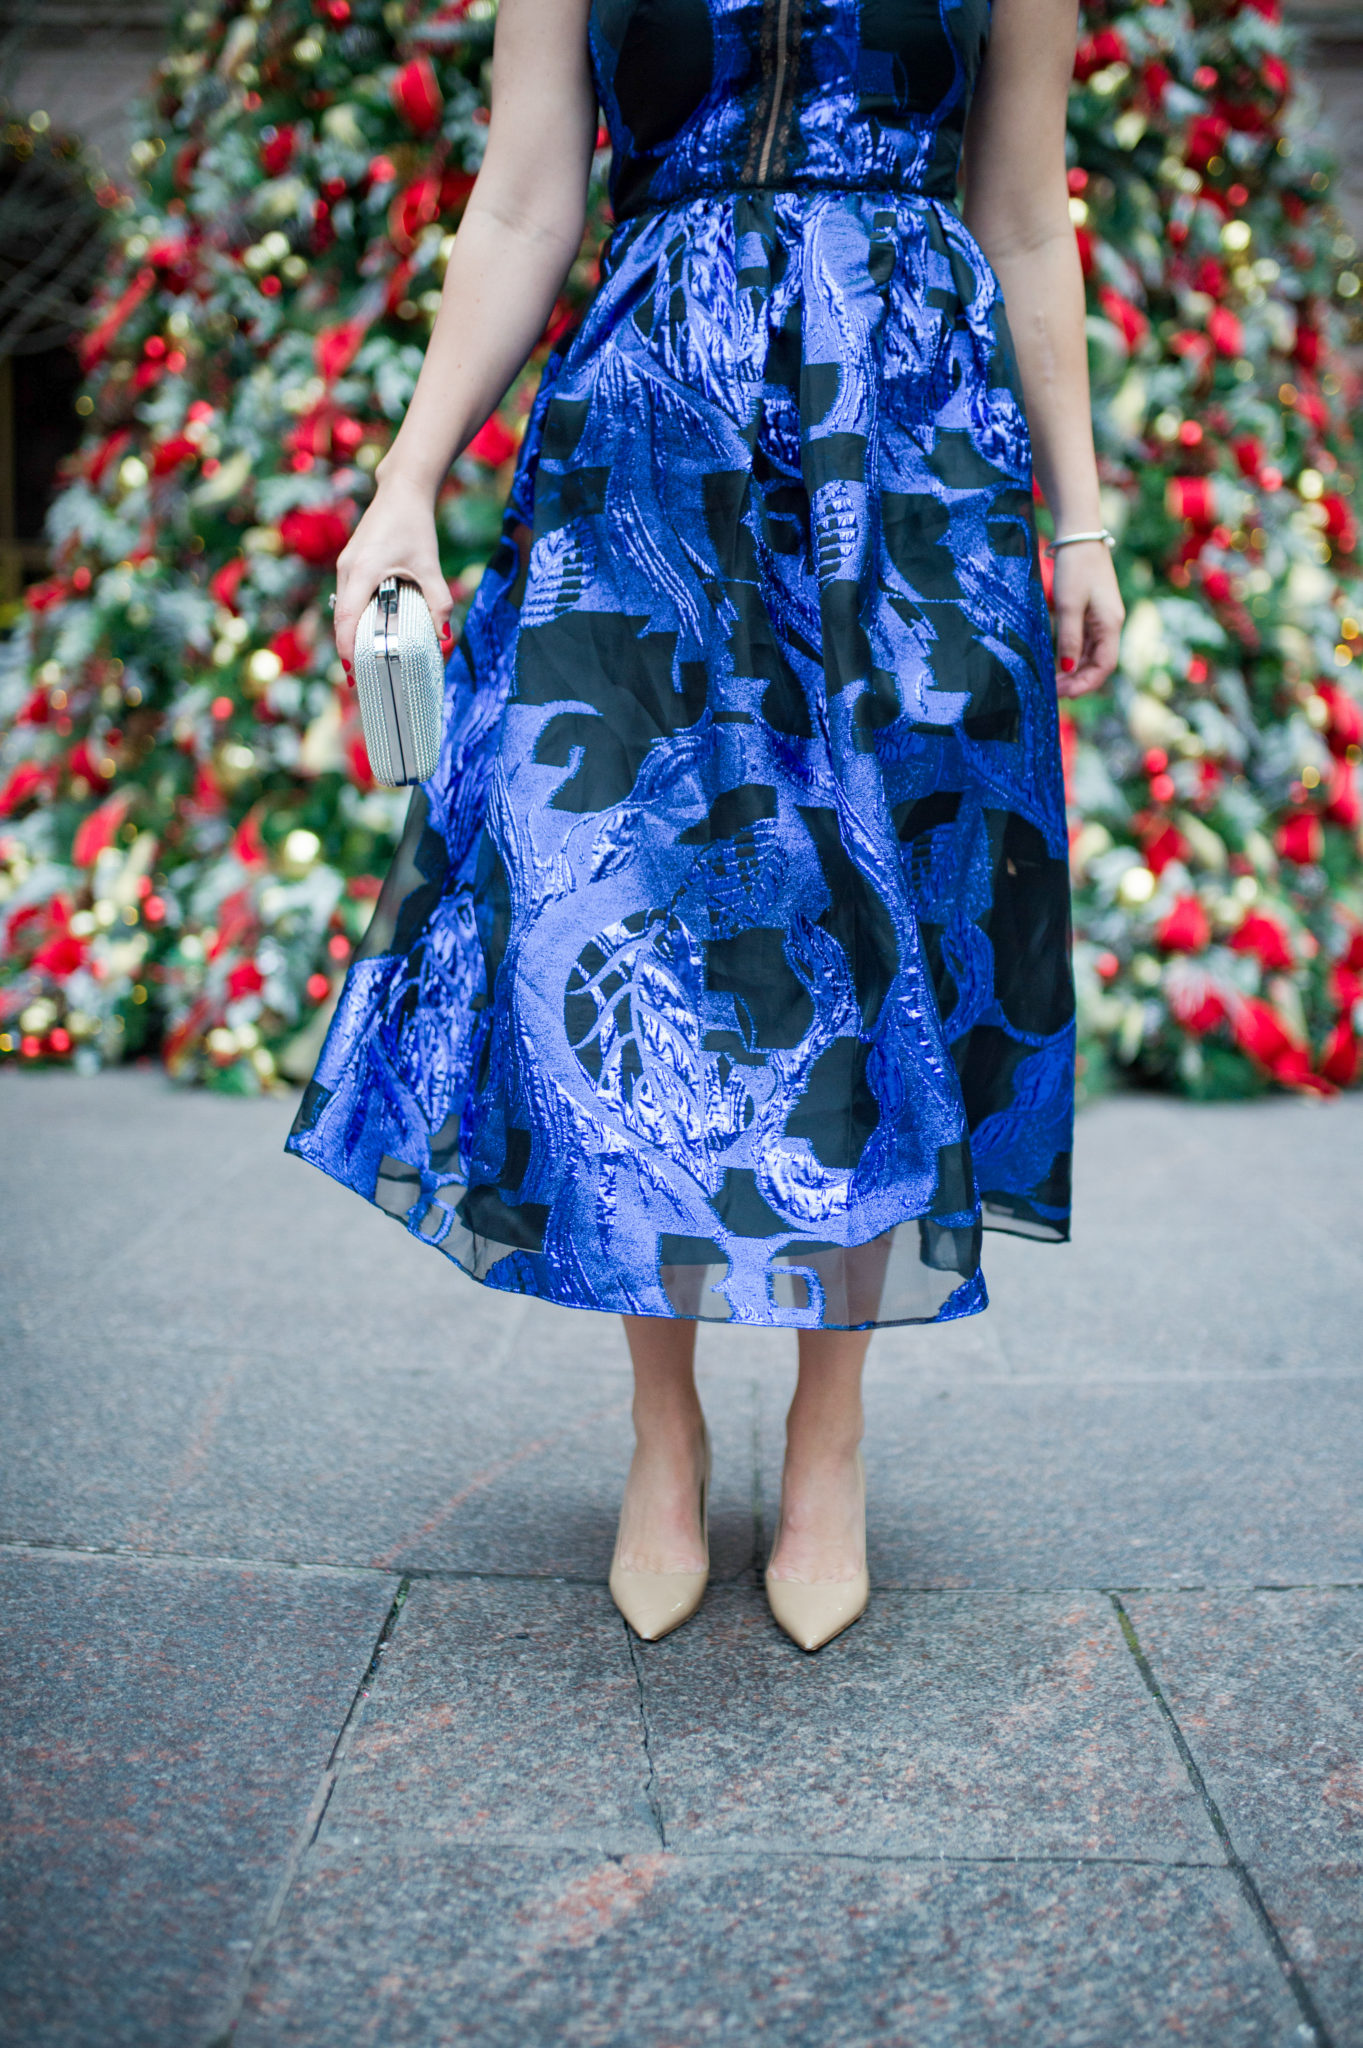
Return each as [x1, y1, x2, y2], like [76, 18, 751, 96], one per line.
[286, 0, 1077, 1329]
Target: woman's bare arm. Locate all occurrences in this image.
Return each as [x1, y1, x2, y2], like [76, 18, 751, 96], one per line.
[962, 0, 1123, 695]
[333, 0, 596, 662]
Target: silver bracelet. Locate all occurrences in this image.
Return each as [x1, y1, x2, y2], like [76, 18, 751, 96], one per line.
[1044, 528, 1116, 557]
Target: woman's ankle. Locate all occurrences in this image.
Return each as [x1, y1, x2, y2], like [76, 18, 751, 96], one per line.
[781, 1415, 863, 1476]
[630, 1401, 707, 1465]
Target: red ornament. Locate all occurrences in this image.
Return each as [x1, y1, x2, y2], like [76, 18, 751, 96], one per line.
[1320, 1022, 1361, 1087]
[1187, 114, 1231, 171]
[1098, 286, 1148, 351]
[1208, 307, 1243, 357]
[392, 55, 444, 136]
[78, 268, 156, 371]
[1232, 996, 1301, 1071]
[389, 170, 443, 254]
[32, 931, 87, 978]
[65, 741, 114, 789]
[1331, 965, 1363, 1014]
[230, 812, 268, 868]
[1142, 60, 1170, 106]
[1324, 757, 1361, 828]
[1322, 496, 1357, 555]
[1318, 682, 1363, 754]
[1141, 820, 1190, 874]
[1232, 438, 1263, 480]
[260, 125, 296, 177]
[1157, 895, 1211, 953]
[72, 794, 130, 867]
[269, 626, 312, 674]
[152, 433, 199, 478]
[1276, 811, 1324, 864]
[210, 557, 248, 612]
[316, 320, 368, 382]
[440, 167, 477, 214]
[1230, 911, 1294, 971]
[1167, 477, 1215, 527]
[466, 415, 519, 467]
[1074, 27, 1128, 78]
[279, 504, 352, 567]
[227, 960, 265, 1001]
[306, 972, 331, 1002]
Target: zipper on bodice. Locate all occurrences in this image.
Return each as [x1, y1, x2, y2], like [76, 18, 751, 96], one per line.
[742, 0, 805, 186]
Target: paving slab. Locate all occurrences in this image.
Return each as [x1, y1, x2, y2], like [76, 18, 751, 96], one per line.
[634, 1586, 1212, 1860]
[233, 1846, 1303, 2048]
[848, 1373, 1363, 1589]
[0, 1069, 272, 1340]
[0, 1549, 396, 2048]
[0, 1320, 757, 1582]
[325, 1578, 658, 1853]
[974, 1093, 1363, 1383]
[1126, 1589, 1363, 2045]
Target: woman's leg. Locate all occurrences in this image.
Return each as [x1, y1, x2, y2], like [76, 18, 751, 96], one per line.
[615, 1315, 709, 1572]
[766, 1327, 870, 1583]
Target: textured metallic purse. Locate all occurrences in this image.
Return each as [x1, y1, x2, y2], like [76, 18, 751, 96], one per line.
[352, 576, 444, 787]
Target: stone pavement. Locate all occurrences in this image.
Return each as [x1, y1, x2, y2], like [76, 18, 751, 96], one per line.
[1, 1070, 1361, 2048]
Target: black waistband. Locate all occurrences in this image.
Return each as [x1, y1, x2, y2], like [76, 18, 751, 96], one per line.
[608, 179, 956, 231]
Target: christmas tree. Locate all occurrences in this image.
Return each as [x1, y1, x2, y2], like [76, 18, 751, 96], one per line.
[1, 0, 1361, 1100]
[1066, 0, 1363, 1096]
[0, 0, 605, 1089]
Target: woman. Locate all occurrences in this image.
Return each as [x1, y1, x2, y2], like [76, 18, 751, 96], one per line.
[289, 0, 1123, 1651]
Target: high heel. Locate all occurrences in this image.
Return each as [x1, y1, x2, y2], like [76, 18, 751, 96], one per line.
[764, 1449, 869, 1653]
[609, 1424, 710, 1641]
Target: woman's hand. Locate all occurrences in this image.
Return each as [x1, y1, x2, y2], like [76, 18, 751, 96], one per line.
[1051, 540, 1124, 698]
[332, 475, 453, 673]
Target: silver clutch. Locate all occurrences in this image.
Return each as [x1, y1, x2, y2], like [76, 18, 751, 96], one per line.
[352, 576, 444, 787]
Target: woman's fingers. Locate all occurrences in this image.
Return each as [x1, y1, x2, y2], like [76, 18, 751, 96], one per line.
[332, 560, 452, 673]
[1053, 593, 1085, 684]
[1057, 598, 1123, 697]
[417, 573, 456, 654]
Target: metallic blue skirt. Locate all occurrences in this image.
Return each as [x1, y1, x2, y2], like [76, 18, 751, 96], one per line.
[288, 188, 1075, 1329]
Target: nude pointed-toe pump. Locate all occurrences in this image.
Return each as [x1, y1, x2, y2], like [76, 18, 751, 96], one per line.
[609, 1426, 711, 1642]
[764, 1449, 869, 1653]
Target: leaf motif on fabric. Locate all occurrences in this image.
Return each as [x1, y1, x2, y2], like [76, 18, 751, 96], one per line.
[682, 817, 789, 937]
[563, 909, 708, 1172]
[756, 1135, 852, 1227]
[520, 525, 588, 629]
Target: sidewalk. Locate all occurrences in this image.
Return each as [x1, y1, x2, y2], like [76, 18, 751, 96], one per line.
[2, 1068, 1361, 2047]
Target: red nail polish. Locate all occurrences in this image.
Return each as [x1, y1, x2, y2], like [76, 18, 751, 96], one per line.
[1060, 656, 1076, 672]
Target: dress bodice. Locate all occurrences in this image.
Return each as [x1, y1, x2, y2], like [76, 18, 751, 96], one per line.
[589, 0, 992, 221]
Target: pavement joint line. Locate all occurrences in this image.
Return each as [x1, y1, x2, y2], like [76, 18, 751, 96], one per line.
[623, 1621, 668, 1849]
[304, 1839, 1234, 1872]
[1108, 1592, 1336, 2048]
[203, 1575, 413, 2048]
[3, 1541, 1362, 1600]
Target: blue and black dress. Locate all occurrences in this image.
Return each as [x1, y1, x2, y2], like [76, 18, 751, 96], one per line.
[288, 0, 1076, 1330]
